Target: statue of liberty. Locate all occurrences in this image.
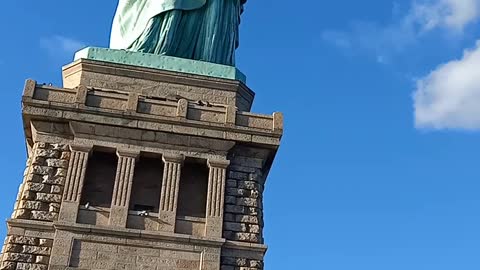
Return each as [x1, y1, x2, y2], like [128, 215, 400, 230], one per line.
[110, 0, 246, 66]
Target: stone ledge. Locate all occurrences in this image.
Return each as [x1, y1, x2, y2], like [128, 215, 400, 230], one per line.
[224, 240, 268, 253]
[7, 219, 55, 232]
[53, 221, 226, 247]
[74, 47, 247, 84]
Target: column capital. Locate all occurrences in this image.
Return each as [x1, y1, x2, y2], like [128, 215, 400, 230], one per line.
[117, 149, 140, 159]
[162, 153, 184, 164]
[69, 144, 93, 153]
[208, 159, 230, 169]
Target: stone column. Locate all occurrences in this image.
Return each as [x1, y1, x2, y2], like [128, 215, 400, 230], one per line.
[58, 145, 92, 223]
[158, 154, 184, 232]
[109, 150, 139, 227]
[205, 159, 230, 238]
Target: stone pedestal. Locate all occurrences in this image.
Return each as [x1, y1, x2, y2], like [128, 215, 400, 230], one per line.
[1, 51, 282, 270]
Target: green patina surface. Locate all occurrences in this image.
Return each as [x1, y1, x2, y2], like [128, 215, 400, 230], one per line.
[74, 47, 247, 83]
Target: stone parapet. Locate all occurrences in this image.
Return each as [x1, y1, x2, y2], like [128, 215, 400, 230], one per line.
[62, 59, 255, 111]
[22, 80, 282, 150]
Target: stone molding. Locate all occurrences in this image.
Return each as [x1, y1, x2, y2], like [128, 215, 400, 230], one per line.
[208, 159, 231, 169]
[116, 149, 140, 159]
[162, 153, 185, 164]
[68, 144, 93, 153]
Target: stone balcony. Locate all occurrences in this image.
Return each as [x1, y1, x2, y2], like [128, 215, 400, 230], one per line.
[22, 79, 282, 151]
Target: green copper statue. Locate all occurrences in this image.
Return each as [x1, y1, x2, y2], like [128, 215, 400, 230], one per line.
[110, 0, 246, 66]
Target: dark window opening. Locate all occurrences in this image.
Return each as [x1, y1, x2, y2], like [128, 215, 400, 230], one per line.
[129, 156, 164, 213]
[80, 151, 118, 208]
[177, 159, 209, 218]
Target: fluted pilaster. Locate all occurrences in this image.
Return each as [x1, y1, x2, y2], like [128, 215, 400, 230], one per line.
[158, 154, 184, 232]
[205, 159, 230, 238]
[109, 150, 139, 227]
[58, 145, 92, 223]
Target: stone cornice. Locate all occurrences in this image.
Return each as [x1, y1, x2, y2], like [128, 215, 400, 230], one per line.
[22, 82, 282, 150]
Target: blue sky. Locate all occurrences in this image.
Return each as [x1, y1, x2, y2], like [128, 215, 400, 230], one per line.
[2, 0, 480, 269]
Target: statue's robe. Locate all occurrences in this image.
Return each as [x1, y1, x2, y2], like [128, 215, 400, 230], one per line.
[110, 0, 245, 66]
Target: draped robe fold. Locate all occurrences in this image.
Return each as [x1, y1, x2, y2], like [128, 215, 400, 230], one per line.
[110, 0, 244, 66]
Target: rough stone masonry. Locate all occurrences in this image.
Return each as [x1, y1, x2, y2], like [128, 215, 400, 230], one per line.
[0, 57, 282, 270]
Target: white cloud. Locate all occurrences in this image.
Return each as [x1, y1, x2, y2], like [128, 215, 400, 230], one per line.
[40, 35, 85, 57]
[414, 41, 480, 130]
[322, 0, 480, 61]
[413, 0, 480, 32]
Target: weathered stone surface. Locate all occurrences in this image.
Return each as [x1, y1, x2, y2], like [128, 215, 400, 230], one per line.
[34, 149, 60, 159]
[225, 196, 237, 204]
[225, 205, 245, 214]
[31, 156, 45, 166]
[224, 222, 247, 232]
[60, 152, 70, 160]
[16, 263, 47, 270]
[236, 215, 260, 224]
[31, 166, 53, 176]
[49, 203, 60, 212]
[35, 193, 61, 203]
[237, 198, 260, 208]
[18, 201, 47, 211]
[248, 225, 261, 234]
[49, 185, 62, 194]
[22, 246, 51, 256]
[46, 159, 68, 168]
[0, 261, 16, 270]
[3, 244, 21, 253]
[221, 255, 264, 270]
[24, 183, 49, 193]
[31, 211, 58, 221]
[3, 253, 34, 263]
[226, 188, 248, 197]
[250, 260, 263, 268]
[35, 256, 50, 265]
[222, 257, 247, 266]
[53, 168, 67, 177]
[38, 239, 53, 248]
[7, 236, 38, 246]
[25, 174, 43, 183]
[21, 191, 35, 201]
[42, 175, 65, 185]
[237, 181, 261, 191]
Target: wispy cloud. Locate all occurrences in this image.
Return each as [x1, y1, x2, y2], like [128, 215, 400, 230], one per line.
[322, 0, 480, 63]
[414, 41, 480, 130]
[40, 35, 86, 58]
[323, 0, 480, 130]
[413, 0, 480, 32]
